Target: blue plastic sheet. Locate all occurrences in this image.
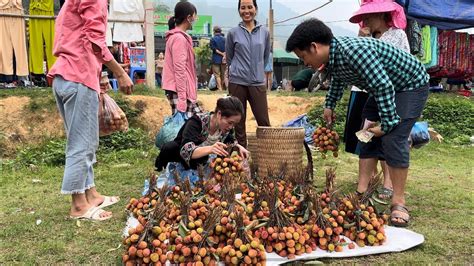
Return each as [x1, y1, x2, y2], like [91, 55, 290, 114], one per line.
[396, 0, 474, 30]
[283, 114, 316, 144]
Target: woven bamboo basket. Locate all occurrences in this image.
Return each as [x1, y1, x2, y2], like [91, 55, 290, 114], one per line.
[256, 126, 305, 178]
[247, 132, 259, 165]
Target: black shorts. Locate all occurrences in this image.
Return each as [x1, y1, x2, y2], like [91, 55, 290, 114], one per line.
[359, 85, 429, 168]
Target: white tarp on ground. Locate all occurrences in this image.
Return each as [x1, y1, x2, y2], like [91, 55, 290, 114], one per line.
[266, 226, 424, 265]
[123, 214, 424, 265]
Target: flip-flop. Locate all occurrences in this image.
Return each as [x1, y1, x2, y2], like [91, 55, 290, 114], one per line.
[372, 187, 393, 205]
[97, 196, 120, 209]
[390, 204, 410, 227]
[70, 207, 112, 221]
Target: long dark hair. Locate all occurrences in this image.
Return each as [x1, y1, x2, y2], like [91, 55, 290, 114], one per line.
[168, 1, 197, 30]
[238, 0, 258, 10]
[215, 96, 244, 117]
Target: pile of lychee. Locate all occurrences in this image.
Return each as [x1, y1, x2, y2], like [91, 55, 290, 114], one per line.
[312, 127, 340, 158]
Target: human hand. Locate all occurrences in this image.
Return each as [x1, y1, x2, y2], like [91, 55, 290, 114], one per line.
[117, 74, 133, 95]
[236, 144, 249, 159]
[210, 142, 228, 157]
[323, 108, 336, 128]
[358, 27, 371, 37]
[367, 125, 385, 137]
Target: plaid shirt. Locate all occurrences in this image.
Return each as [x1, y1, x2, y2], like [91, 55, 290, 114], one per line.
[324, 37, 429, 133]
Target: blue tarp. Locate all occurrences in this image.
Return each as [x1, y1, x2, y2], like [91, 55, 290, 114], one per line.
[396, 0, 474, 30]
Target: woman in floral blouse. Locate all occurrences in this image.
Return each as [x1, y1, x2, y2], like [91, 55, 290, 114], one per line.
[155, 96, 249, 184]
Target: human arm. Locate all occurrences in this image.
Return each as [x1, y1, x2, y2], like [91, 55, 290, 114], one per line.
[79, 0, 133, 94]
[263, 30, 271, 67]
[170, 35, 189, 112]
[192, 142, 229, 158]
[225, 30, 234, 66]
[323, 77, 346, 126]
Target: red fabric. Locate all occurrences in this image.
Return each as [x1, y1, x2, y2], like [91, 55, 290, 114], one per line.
[429, 31, 473, 78]
[48, 0, 113, 93]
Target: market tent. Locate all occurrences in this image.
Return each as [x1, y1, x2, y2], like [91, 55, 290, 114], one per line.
[273, 49, 300, 65]
[396, 0, 474, 30]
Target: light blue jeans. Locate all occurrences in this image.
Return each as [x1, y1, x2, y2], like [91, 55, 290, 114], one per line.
[52, 76, 99, 194]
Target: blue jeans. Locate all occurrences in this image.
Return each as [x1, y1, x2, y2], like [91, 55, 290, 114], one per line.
[52, 76, 99, 194]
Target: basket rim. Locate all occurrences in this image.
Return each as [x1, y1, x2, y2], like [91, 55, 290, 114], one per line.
[256, 126, 304, 130]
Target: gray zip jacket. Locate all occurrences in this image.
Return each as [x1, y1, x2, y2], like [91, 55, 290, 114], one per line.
[226, 21, 270, 86]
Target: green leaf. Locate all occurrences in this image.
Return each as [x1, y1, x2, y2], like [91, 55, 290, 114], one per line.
[178, 221, 189, 238]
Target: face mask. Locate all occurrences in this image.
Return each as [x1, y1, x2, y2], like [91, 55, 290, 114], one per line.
[187, 18, 195, 31]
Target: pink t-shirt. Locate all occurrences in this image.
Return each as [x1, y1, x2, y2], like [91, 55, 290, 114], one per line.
[48, 0, 113, 93]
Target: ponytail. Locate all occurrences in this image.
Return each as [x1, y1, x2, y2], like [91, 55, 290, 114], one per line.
[168, 16, 176, 30]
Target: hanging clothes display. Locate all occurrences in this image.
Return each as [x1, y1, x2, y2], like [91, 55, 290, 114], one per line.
[428, 30, 472, 78]
[424, 26, 438, 69]
[0, 0, 29, 76]
[29, 0, 56, 75]
[419, 25, 431, 65]
[110, 0, 144, 42]
[406, 19, 423, 57]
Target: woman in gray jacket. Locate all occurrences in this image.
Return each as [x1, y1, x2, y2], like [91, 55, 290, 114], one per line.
[226, 0, 271, 147]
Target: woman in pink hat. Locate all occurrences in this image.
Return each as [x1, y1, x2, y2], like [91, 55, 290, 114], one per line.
[345, 0, 410, 226]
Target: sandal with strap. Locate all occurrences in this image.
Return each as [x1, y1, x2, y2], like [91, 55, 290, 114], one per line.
[70, 207, 112, 221]
[390, 204, 410, 227]
[97, 196, 120, 209]
[373, 187, 393, 205]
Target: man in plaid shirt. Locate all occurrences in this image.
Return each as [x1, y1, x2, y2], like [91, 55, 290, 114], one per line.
[286, 18, 429, 227]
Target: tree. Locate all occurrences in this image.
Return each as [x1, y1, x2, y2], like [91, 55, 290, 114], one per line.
[154, 0, 171, 13]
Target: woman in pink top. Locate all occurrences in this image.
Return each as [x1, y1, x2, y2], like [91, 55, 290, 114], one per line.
[48, 0, 133, 221]
[162, 1, 201, 118]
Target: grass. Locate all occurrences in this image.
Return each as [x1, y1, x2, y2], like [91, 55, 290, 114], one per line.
[1, 88, 473, 264]
[1, 142, 473, 264]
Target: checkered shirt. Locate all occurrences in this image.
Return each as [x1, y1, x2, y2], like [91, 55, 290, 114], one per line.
[324, 37, 429, 133]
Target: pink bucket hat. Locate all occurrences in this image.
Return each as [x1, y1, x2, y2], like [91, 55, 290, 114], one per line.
[349, 0, 407, 29]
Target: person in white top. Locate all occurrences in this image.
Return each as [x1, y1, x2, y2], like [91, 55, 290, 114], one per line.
[346, 0, 411, 227]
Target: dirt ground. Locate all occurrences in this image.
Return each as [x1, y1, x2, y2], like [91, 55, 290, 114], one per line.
[1, 94, 323, 155]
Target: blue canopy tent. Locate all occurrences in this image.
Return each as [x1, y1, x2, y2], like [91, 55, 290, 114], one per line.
[395, 0, 474, 30]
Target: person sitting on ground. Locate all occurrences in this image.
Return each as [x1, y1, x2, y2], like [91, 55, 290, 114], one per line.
[290, 68, 315, 91]
[286, 18, 429, 227]
[155, 96, 249, 185]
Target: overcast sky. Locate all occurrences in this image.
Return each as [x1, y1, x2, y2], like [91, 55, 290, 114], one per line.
[274, 0, 360, 34]
[201, 0, 361, 34]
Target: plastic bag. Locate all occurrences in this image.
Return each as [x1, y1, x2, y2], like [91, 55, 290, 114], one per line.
[98, 92, 129, 136]
[155, 112, 187, 149]
[409, 121, 430, 149]
[208, 74, 217, 91]
[283, 114, 316, 144]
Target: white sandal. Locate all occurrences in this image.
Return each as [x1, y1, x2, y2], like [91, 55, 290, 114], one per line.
[97, 196, 120, 209]
[70, 207, 112, 221]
